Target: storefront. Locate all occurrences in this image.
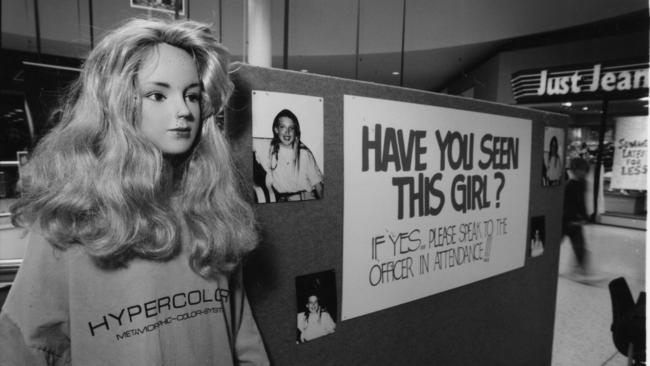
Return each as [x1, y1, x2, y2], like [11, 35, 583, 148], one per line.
[445, 13, 648, 229]
[511, 60, 648, 228]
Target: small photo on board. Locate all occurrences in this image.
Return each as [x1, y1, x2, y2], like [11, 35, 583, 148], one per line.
[16, 151, 29, 167]
[16, 151, 28, 179]
[296, 270, 337, 343]
[252, 90, 324, 204]
[530, 216, 545, 258]
[130, 0, 185, 15]
[542, 127, 565, 186]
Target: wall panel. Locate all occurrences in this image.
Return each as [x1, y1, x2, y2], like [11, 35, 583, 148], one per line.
[227, 63, 568, 366]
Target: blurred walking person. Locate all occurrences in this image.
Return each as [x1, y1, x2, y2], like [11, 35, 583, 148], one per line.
[562, 157, 601, 284]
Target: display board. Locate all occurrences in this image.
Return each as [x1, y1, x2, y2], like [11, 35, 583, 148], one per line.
[226, 64, 568, 366]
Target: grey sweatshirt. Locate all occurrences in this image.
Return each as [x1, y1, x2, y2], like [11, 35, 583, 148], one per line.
[0, 232, 269, 366]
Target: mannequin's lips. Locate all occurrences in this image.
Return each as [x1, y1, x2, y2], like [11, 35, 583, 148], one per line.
[169, 127, 191, 138]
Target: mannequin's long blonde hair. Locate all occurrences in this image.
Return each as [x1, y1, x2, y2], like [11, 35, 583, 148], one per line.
[12, 18, 257, 278]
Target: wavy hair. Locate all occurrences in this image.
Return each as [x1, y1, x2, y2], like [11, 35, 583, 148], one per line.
[11, 18, 257, 278]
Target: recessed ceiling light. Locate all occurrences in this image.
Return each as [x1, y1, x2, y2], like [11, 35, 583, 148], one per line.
[392, 71, 400, 75]
[582, 106, 589, 111]
[561, 102, 572, 107]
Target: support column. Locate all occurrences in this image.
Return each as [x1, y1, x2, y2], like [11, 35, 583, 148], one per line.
[247, 0, 272, 67]
[592, 99, 609, 222]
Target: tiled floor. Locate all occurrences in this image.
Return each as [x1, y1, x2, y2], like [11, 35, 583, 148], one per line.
[552, 224, 646, 366]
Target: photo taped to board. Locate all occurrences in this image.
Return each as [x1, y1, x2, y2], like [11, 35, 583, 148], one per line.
[251, 91, 325, 204]
[295, 270, 337, 344]
[529, 216, 545, 258]
[542, 126, 565, 187]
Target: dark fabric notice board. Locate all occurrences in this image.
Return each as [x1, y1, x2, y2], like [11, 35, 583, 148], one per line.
[226, 63, 569, 366]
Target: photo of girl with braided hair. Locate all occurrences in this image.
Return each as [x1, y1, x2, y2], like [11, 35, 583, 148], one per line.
[266, 109, 323, 201]
[252, 91, 324, 204]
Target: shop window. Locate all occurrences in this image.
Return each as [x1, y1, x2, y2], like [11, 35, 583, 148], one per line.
[0, 63, 79, 213]
[0, 95, 30, 199]
[567, 126, 614, 169]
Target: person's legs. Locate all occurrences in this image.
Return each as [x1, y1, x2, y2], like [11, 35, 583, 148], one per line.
[564, 223, 587, 271]
[563, 224, 606, 285]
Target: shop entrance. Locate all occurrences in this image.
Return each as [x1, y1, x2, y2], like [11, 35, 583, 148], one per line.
[526, 98, 647, 229]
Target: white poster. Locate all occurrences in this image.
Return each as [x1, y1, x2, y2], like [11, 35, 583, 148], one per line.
[342, 95, 532, 320]
[610, 116, 647, 191]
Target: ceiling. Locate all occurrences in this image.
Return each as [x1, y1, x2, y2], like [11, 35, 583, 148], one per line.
[1, 0, 648, 91]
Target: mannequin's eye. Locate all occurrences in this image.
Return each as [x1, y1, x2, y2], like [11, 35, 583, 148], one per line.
[145, 92, 166, 102]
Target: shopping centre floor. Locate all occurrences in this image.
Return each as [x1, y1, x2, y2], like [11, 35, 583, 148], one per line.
[552, 224, 646, 366]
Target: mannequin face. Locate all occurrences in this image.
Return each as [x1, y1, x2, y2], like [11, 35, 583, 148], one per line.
[274, 117, 296, 147]
[138, 43, 202, 155]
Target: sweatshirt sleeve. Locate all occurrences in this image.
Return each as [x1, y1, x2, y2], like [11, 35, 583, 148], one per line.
[0, 232, 71, 366]
[230, 269, 269, 366]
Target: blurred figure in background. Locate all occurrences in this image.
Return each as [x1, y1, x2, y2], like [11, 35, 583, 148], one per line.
[562, 157, 601, 284]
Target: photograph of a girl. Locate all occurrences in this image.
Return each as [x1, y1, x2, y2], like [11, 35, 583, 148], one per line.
[0, 18, 268, 365]
[252, 91, 324, 204]
[297, 294, 336, 343]
[530, 216, 545, 258]
[295, 270, 337, 343]
[542, 127, 565, 186]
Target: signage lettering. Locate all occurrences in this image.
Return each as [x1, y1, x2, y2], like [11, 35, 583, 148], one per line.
[511, 60, 649, 103]
[536, 64, 648, 97]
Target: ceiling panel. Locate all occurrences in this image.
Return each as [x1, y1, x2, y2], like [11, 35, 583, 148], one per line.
[403, 40, 504, 91]
[287, 0, 357, 57]
[358, 0, 403, 85]
[220, 0, 245, 60]
[403, 0, 648, 51]
[3, 0, 647, 58]
[0, 0, 647, 94]
[91, 0, 160, 43]
[1, 0, 37, 52]
[39, 0, 91, 58]
[188, 0, 221, 33]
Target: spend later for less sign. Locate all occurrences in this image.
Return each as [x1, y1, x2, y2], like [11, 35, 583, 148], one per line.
[611, 116, 648, 191]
